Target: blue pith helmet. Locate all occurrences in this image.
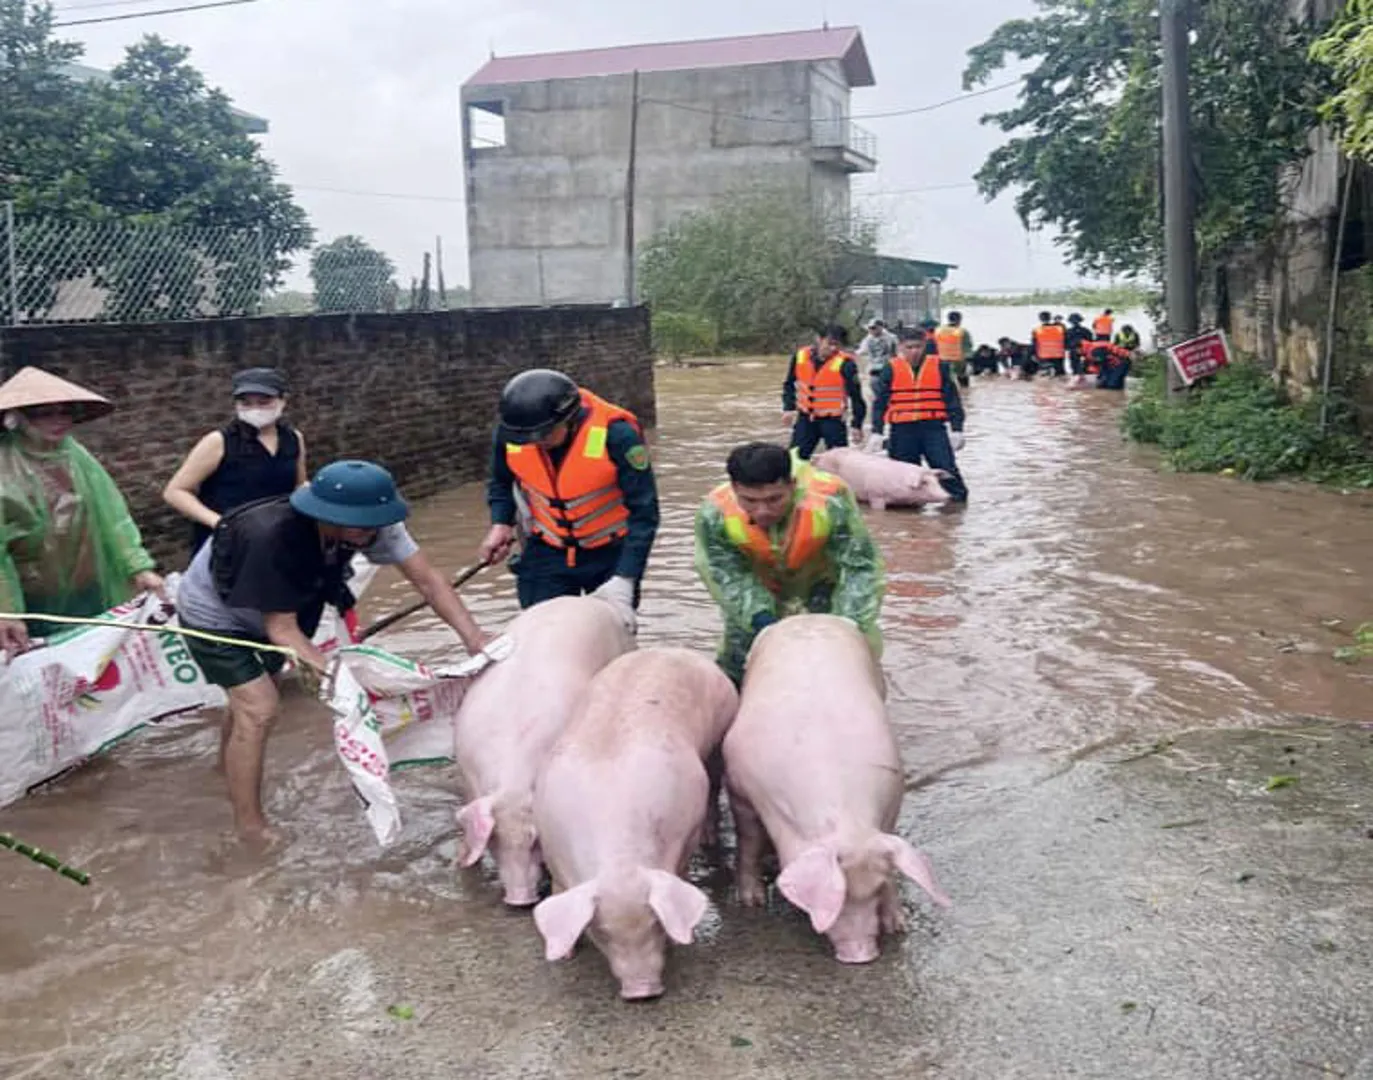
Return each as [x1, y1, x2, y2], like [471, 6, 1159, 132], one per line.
[290, 460, 409, 528]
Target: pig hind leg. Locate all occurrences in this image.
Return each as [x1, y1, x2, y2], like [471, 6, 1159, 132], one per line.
[702, 749, 724, 849]
[729, 788, 771, 907]
[878, 879, 907, 935]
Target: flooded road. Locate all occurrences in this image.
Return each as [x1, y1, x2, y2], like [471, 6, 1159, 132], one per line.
[2, 360, 1371, 1079]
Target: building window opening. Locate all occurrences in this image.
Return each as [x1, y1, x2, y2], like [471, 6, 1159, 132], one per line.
[468, 101, 507, 150]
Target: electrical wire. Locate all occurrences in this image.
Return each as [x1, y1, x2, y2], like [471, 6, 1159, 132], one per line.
[638, 78, 1021, 125]
[53, 0, 257, 27]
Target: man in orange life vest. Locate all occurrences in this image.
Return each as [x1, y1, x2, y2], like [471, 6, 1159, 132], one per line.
[1093, 308, 1115, 341]
[782, 324, 866, 460]
[694, 442, 884, 686]
[870, 330, 969, 502]
[1031, 311, 1068, 377]
[478, 369, 659, 615]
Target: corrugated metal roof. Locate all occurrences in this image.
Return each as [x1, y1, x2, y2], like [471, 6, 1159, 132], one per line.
[464, 26, 873, 90]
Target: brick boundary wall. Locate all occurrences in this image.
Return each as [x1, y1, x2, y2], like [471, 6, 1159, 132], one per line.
[0, 305, 655, 568]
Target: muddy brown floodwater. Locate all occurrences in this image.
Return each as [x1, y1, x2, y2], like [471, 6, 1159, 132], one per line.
[3, 360, 1372, 1080]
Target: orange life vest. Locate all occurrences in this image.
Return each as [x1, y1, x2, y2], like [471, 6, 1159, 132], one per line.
[1081, 342, 1108, 373]
[504, 389, 641, 565]
[1033, 323, 1066, 360]
[708, 465, 847, 596]
[885, 356, 948, 424]
[935, 326, 966, 363]
[1093, 313, 1114, 339]
[794, 347, 849, 418]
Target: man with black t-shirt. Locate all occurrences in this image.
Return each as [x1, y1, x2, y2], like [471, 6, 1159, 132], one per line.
[177, 459, 491, 843]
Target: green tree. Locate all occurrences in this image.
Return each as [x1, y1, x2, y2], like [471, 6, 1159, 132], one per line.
[638, 189, 878, 352]
[310, 235, 398, 312]
[963, 0, 1332, 280]
[0, 4, 311, 322]
[1311, 0, 1373, 160]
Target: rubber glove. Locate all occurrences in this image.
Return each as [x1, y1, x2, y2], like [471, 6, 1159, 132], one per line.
[948, 429, 966, 452]
[592, 576, 638, 635]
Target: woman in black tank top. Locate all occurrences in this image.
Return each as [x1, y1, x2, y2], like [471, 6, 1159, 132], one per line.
[163, 368, 308, 554]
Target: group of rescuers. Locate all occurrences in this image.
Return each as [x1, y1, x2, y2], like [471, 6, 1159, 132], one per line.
[0, 304, 1141, 839]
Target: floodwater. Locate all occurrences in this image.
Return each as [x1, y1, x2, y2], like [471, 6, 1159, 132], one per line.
[2, 360, 1371, 1080]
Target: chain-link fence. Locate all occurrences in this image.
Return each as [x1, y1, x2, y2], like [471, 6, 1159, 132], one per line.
[0, 204, 455, 326]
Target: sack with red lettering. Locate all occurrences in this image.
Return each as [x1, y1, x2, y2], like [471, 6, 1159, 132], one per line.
[0, 583, 225, 808]
[325, 644, 469, 846]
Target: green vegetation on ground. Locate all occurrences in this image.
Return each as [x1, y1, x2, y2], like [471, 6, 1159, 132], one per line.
[944, 285, 1155, 310]
[1123, 361, 1373, 486]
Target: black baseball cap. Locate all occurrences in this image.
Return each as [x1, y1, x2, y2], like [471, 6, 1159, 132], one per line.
[232, 368, 286, 398]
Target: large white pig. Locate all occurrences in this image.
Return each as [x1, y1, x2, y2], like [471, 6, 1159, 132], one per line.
[724, 614, 950, 963]
[454, 595, 634, 906]
[812, 447, 950, 510]
[532, 648, 739, 1000]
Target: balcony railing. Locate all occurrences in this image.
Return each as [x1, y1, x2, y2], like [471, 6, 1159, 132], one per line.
[810, 118, 878, 165]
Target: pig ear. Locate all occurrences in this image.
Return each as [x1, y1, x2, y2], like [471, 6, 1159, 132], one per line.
[533, 882, 597, 961]
[455, 796, 496, 868]
[879, 834, 951, 908]
[645, 869, 709, 945]
[777, 846, 846, 933]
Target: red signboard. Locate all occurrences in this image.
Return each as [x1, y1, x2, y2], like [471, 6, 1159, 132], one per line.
[1167, 329, 1232, 386]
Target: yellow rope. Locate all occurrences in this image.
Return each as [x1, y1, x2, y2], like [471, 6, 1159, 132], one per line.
[0, 611, 299, 660]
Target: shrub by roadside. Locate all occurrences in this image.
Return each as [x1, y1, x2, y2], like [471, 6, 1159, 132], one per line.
[1122, 361, 1373, 486]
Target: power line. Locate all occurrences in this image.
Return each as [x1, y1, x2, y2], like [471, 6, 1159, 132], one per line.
[637, 79, 1021, 126]
[53, 0, 257, 27]
[856, 182, 979, 197]
[53, 0, 172, 12]
[293, 184, 467, 204]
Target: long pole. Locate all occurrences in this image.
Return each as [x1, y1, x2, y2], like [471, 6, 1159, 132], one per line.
[1161, 0, 1197, 397]
[5, 200, 16, 328]
[623, 69, 641, 306]
[1319, 161, 1356, 434]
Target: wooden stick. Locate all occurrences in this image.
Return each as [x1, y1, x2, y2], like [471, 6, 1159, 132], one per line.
[356, 563, 486, 642]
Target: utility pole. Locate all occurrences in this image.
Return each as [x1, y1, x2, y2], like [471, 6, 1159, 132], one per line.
[623, 69, 641, 307]
[1161, 0, 1197, 396]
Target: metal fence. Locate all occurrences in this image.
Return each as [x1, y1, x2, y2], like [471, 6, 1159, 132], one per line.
[0, 204, 442, 326]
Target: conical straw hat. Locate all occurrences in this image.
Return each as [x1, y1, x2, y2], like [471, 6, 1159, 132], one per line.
[0, 367, 114, 422]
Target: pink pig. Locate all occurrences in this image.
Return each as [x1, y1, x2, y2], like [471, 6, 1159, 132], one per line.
[812, 447, 950, 509]
[453, 596, 634, 906]
[532, 648, 739, 1000]
[724, 614, 950, 963]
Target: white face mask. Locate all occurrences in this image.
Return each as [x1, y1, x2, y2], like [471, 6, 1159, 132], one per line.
[236, 402, 284, 430]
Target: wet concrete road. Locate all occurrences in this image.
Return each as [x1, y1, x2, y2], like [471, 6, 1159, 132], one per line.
[2, 362, 1372, 1079]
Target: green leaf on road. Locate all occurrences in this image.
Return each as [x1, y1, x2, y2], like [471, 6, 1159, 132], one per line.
[1265, 775, 1299, 791]
[1120, 1002, 1138, 1014]
[730, 1036, 753, 1048]
[387, 1004, 415, 1020]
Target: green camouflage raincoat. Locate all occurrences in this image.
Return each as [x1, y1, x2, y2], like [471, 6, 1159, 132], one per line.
[694, 461, 885, 685]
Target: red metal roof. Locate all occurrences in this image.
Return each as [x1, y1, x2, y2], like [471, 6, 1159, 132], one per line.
[463, 26, 874, 90]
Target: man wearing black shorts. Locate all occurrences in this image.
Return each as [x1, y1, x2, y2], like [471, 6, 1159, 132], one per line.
[177, 459, 491, 843]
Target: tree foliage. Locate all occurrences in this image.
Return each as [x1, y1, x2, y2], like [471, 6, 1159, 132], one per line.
[0, 2, 311, 321]
[637, 189, 879, 352]
[963, 0, 1332, 279]
[310, 235, 398, 312]
[1311, 0, 1373, 161]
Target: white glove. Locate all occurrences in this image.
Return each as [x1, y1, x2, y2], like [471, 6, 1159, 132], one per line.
[438, 634, 514, 678]
[863, 433, 886, 454]
[948, 430, 966, 452]
[592, 576, 638, 636]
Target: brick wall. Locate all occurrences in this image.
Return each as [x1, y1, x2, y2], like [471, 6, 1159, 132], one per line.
[0, 305, 655, 567]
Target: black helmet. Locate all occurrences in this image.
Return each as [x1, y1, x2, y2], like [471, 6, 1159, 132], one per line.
[499, 369, 581, 444]
[1068, 313, 1083, 324]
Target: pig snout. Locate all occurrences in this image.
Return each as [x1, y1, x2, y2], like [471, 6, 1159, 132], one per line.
[609, 947, 668, 1001]
[496, 840, 543, 907]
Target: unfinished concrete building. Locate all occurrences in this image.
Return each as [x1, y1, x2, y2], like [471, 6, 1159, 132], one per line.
[461, 27, 879, 307]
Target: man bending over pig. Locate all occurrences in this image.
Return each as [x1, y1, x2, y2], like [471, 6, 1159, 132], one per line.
[694, 442, 885, 686]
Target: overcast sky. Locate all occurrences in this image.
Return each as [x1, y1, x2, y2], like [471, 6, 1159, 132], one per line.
[66, 0, 1081, 293]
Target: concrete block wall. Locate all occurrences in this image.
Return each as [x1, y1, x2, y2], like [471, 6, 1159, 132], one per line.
[0, 305, 655, 567]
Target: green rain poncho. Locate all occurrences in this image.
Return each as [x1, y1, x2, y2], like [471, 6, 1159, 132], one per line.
[694, 460, 885, 685]
[0, 432, 155, 637]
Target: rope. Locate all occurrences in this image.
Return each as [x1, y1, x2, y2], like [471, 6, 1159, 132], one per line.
[1, 832, 91, 886]
[0, 611, 298, 660]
